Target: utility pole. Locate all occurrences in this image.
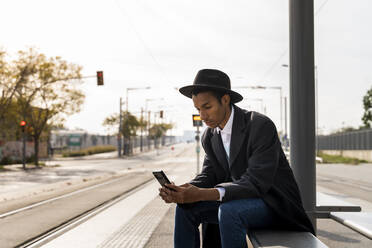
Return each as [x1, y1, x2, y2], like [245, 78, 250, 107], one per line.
[126, 89, 129, 113]
[125, 87, 151, 154]
[20, 120, 26, 170]
[140, 108, 143, 152]
[193, 115, 202, 174]
[118, 97, 122, 157]
[280, 87, 283, 136]
[235, 86, 283, 134]
[145, 98, 164, 151]
[148, 110, 151, 150]
[284, 96, 288, 151]
[315, 66, 319, 155]
[196, 125, 200, 174]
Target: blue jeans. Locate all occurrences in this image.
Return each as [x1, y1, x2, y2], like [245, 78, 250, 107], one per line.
[174, 198, 279, 248]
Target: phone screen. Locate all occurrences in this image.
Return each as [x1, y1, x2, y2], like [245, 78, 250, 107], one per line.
[152, 171, 175, 191]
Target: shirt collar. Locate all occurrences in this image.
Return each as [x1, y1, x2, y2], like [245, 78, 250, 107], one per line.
[216, 106, 234, 134]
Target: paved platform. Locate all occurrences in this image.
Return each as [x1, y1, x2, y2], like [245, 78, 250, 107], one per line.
[33, 174, 372, 248]
[10, 148, 369, 248]
[38, 166, 192, 248]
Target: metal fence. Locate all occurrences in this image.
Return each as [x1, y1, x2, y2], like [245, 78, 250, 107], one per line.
[51, 131, 177, 151]
[317, 129, 372, 150]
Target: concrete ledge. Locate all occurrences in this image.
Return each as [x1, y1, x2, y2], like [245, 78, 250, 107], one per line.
[249, 230, 328, 248]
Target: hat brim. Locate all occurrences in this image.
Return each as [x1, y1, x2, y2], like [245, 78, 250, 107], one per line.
[179, 84, 243, 103]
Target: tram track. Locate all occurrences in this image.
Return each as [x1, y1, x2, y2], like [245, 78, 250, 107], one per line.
[0, 144, 198, 247]
[0, 170, 154, 248]
[14, 165, 185, 248]
[16, 176, 154, 248]
[0, 175, 136, 220]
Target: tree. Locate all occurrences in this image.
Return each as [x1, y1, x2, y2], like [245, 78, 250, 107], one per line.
[103, 111, 141, 138]
[13, 48, 84, 166]
[149, 123, 173, 147]
[0, 50, 27, 124]
[103, 111, 141, 154]
[362, 86, 372, 128]
[148, 123, 173, 147]
[0, 100, 22, 141]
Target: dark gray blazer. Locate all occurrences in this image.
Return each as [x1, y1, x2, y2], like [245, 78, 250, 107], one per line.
[189, 105, 314, 234]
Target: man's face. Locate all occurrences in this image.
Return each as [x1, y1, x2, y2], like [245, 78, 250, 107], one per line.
[192, 91, 230, 129]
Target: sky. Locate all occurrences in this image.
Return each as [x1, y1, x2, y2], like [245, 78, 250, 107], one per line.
[1, 0, 371, 136]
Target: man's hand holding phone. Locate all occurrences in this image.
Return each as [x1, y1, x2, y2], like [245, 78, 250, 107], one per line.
[162, 183, 202, 204]
[154, 170, 203, 204]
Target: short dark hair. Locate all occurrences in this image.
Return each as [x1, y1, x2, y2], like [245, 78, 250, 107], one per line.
[191, 88, 230, 104]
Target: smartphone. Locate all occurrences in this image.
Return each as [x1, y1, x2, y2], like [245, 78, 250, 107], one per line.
[152, 170, 175, 191]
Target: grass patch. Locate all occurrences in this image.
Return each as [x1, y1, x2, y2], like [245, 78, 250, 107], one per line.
[0, 165, 4, 171]
[28, 162, 46, 167]
[62, 145, 116, 157]
[0, 155, 35, 165]
[317, 152, 368, 165]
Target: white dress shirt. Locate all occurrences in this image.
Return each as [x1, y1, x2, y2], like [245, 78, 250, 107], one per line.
[215, 106, 234, 201]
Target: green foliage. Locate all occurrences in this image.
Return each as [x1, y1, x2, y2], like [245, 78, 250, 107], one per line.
[13, 48, 84, 132]
[0, 50, 23, 124]
[317, 152, 368, 165]
[149, 123, 173, 139]
[62, 145, 116, 157]
[0, 101, 21, 140]
[330, 126, 360, 135]
[0, 155, 35, 165]
[362, 86, 372, 128]
[102, 111, 141, 138]
[0, 48, 85, 166]
[122, 111, 140, 138]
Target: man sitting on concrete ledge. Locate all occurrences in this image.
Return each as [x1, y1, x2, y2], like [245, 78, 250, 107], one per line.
[159, 69, 314, 248]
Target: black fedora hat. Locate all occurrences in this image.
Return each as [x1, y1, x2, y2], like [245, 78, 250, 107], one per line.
[179, 69, 243, 103]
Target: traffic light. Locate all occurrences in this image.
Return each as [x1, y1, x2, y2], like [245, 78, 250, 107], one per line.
[97, 71, 104, 85]
[20, 120, 26, 132]
[160, 110, 164, 118]
[192, 115, 202, 127]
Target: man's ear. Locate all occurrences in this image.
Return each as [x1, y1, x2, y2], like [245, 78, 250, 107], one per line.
[222, 94, 231, 106]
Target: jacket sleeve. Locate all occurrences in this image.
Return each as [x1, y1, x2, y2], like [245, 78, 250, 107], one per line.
[189, 129, 218, 188]
[216, 119, 280, 202]
[189, 154, 218, 188]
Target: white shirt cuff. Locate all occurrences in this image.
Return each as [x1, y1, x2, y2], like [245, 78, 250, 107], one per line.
[216, 187, 225, 201]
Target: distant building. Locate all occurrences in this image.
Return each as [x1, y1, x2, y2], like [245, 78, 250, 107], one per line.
[50, 130, 117, 150]
[182, 130, 196, 143]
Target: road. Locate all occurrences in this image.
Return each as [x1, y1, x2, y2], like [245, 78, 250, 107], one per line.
[316, 163, 372, 247]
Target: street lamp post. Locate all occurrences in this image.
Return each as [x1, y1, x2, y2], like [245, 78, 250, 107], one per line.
[145, 98, 164, 150]
[242, 98, 265, 113]
[282, 64, 318, 153]
[235, 85, 283, 134]
[140, 108, 144, 152]
[118, 97, 123, 157]
[126, 86, 151, 112]
[315, 66, 319, 155]
[123, 87, 151, 155]
[284, 96, 289, 150]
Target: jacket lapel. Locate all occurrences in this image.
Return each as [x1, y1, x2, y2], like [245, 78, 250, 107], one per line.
[229, 106, 250, 167]
[211, 129, 230, 173]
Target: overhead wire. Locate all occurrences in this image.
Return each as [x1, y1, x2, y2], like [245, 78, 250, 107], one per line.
[259, 0, 331, 82]
[114, 0, 171, 84]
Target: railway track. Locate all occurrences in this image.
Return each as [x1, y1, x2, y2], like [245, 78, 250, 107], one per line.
[0, 171, 154, 248]
[17, 178, 154, 248]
